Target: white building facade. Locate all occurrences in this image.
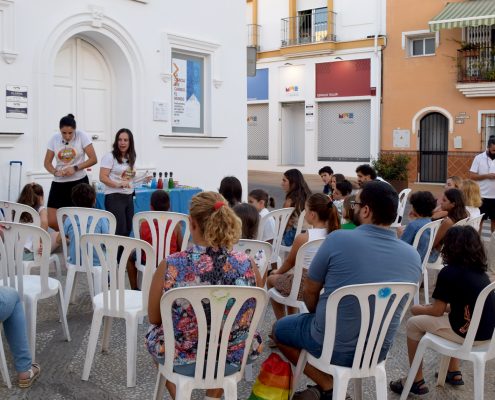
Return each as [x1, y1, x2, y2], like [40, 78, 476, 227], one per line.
[247, 0, 386, 177]
[0, 0, 247, 200]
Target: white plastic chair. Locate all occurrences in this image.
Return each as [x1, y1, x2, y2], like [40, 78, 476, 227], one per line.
[0, 200, 61, 280]
[292, 282, 417, 400]
[280, 209, 307, 258]
[411, 219, 443, 305]
[57, 207, 116, 315]
[80, 234, 155, 388]
[132, 210, 190, 277]
[256, 207, 294, 266]
[153, 285, 268, 400]
[268, 238, 324, 314]
[466, 213, 485, 231]
[391, 188, 411, 229]
[400, 281, 495, 400]
[233, 239, 273, 282]
[0, 324, 11, 388]
[0, 222, 71, 361]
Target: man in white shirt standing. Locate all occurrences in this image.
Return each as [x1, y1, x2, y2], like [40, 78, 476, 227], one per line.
[469, 135, 495, 232]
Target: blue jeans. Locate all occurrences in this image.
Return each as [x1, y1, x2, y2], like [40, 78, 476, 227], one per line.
[0, 287, 32, 372]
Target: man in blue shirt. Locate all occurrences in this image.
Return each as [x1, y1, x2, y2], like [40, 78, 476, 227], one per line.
[273, 181, 422, 400]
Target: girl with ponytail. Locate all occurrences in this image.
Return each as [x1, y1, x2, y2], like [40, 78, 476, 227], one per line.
[267, 193, 340, 320]
[146, 192, 263, 399]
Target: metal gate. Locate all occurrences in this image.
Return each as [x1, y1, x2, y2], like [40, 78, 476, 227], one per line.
[419, 112, 448, 183]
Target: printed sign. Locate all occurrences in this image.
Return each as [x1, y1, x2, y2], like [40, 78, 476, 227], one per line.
[316, 59, 371, 98]
[279, 65, 305, 100]
[6, 85, 28, 119]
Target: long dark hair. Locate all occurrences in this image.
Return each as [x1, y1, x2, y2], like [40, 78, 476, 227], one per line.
[441, 226, 487, 272]
[284, 169, 312, 213]
[219, 176, 242, 207]
[444, 188, 468, 222]
[233, 203, 260, 239]
[112, 128, 136, 168]
[17, 183, 44, 222]
[306, 193, 340, 233]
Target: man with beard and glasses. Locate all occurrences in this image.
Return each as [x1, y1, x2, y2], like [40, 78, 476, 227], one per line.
[469, 135, 495, 232]
[271, 181, 421, 400]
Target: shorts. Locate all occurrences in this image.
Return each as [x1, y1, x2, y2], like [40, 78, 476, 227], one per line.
[480, 198, 495, 220]
[47, 175, 89, 209]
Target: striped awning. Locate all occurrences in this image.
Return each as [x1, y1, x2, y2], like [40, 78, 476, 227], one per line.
[429, 1, 495, 32]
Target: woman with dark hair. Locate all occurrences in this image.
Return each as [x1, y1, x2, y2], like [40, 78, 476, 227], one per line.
[268, 193, 340, 320]
[44, 113, 97, 230]
[219, 176, 242, 207]
[281, 169, 312, 246]
[390, 226, 495, 395]
[100, 128, 149, 289]
[233, 203, 260, 240]
[429, 188, 469, 262]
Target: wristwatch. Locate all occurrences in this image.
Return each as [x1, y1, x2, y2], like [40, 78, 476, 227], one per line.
[73, 165, 79, 172]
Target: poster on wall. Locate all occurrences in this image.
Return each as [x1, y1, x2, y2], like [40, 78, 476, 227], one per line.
[279, 65, 305, 100]
[172, 53, 204, 133]
[315, 59, 371, 98]
[6, 85, 28, 119]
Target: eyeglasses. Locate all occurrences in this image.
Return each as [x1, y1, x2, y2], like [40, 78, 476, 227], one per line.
[350, 201, 362, 209]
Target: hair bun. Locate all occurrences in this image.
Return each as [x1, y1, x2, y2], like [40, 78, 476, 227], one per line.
[67, 113, 75, 119]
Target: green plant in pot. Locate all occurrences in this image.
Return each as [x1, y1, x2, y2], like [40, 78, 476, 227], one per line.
[371, 153, 410, 193]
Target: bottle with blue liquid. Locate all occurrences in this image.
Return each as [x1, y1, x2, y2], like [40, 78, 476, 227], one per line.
[150, 172, 157, 189]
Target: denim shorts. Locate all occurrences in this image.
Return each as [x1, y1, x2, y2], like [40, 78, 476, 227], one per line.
[274, 313, 354, 367]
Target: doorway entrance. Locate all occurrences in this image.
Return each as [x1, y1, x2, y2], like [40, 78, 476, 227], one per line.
[53, 37, 112, 162]
[281, 102, 305, 165]
[419, 112, 448, 183]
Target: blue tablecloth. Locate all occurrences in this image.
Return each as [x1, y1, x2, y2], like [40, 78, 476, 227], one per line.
[96, 187, 202, 215]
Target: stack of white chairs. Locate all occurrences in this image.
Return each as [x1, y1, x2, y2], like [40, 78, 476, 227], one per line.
[0, 222, 71, 360]
[57, 207, 116, 315]
[257, 207, 294, 267]
[0, 200, 61, 279]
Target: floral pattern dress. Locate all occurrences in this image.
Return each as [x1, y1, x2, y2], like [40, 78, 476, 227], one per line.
[145, 245, 263, 367]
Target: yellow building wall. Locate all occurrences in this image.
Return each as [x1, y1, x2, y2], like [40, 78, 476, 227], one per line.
[383, 0, 494, 155]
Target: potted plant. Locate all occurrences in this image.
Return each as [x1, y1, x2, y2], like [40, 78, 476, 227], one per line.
[371, 153, 410, 193]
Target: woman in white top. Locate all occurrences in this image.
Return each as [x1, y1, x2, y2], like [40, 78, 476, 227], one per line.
[100, 128, 147, 289]
[462, 179, 482, 218]
[44, 114, 97, 230]
[248, 189, 275, 242]
[267, 193, 341, 320]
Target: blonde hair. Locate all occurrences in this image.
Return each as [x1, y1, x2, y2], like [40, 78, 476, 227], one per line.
[462, 179, 482, 208]
[189, 191, 241, 250]
[447, 176, 462, 189]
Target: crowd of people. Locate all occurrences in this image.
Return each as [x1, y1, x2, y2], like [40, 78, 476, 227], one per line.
[1, 115, 495, 399]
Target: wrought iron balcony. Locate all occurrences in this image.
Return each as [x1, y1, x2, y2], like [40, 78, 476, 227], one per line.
[247, 24, 261, 51]
[457, 45, 495, 83]
[281, 10, 336, 47]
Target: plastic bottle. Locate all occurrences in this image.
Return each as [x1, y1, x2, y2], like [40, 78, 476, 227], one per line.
[168, 171, 175, 189]
[150, 172, 157, 189]
[157, 172, 163, 189]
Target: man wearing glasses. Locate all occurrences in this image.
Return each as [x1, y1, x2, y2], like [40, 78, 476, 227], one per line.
[272, 181, 422, 400]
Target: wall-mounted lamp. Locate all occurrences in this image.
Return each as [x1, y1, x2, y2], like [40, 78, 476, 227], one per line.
[334, 57, 343, 61]
[284, 62, 293, 66]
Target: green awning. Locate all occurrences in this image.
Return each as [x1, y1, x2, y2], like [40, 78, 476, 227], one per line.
[429, 1, 495, 32]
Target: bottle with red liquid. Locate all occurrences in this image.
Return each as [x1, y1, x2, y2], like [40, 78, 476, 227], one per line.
[157, 172, 163, 189]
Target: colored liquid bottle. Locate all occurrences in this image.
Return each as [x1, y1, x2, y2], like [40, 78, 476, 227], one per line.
[157, 172, 163, 189]
[150, 172, 157, 189]
[168, 171, 175, 189]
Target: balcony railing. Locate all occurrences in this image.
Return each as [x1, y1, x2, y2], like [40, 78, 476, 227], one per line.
[247, 24, 261, 51]
[281, 10, 336, 47]
[458, 46, 495, 83]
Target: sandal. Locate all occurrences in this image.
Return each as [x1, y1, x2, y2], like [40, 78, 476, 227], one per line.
[435, 370, 464, 386]
[18, 363, 41, 388]
[390, 377, 429, 395]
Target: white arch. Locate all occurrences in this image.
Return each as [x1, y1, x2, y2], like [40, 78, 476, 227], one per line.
[32, 11, 145, 169]
[411, 106, 454, 134]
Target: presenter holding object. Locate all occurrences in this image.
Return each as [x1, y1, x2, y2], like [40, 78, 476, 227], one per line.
[44, 114, 97, 230]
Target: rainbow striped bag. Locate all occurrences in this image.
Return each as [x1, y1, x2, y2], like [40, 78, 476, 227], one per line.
[248, 353, 292, 400]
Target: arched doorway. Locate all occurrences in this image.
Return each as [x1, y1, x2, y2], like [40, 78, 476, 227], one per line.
[53, 37, 112, 161]
[419, 112, 448, 183]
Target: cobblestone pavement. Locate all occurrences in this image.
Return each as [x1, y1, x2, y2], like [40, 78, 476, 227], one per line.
[0, 172, 493, 399]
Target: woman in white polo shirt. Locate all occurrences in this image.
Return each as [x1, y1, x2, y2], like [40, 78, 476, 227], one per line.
[44, 114, 97, 230]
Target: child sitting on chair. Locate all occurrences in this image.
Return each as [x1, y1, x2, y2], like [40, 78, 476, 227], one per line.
[63, 183, 110, 266]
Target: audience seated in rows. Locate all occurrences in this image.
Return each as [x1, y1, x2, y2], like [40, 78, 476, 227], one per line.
[272, 181, 422, 400]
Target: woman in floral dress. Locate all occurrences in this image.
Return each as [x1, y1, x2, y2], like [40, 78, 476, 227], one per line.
[146, 191, 262, 399]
